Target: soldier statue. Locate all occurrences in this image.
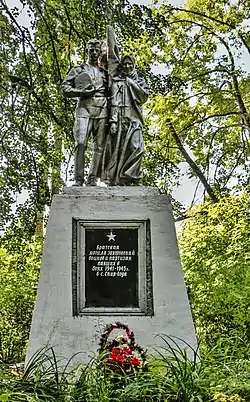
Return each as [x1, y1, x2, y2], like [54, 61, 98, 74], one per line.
[62, 39, 108, 186]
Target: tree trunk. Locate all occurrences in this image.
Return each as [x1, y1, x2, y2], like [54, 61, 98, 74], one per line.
[166, 118, 218, 203]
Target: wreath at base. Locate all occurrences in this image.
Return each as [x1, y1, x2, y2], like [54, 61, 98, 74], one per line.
[98, 322, 147, 374]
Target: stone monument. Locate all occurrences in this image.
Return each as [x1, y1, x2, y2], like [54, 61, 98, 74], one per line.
[26, 21, 196, 365]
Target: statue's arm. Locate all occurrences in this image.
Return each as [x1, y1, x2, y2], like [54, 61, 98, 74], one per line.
[126, 77, 149, 104]
[61, 67, 84, 98]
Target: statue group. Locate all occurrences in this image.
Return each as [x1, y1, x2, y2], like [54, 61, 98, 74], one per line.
[62, 25, 148, 186]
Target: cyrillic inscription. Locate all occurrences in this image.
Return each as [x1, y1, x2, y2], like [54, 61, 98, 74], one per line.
[85, 228, 138, 307]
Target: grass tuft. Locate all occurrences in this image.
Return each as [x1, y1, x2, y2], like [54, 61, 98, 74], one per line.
[0, 335, 249, 401]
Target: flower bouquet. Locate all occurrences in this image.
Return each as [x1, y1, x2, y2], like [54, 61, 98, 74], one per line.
[98, 322, 147, 375]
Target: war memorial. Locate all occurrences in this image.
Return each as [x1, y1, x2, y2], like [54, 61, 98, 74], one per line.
[26, 18, 196, 365]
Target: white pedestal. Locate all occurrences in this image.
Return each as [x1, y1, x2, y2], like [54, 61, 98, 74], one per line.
[26, 187, 196, 365]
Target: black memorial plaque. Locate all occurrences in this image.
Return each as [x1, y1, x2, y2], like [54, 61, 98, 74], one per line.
[85, 228, 138, 308]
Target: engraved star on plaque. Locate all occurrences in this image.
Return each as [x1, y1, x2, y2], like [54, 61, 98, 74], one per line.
[107, 230, 116, 241]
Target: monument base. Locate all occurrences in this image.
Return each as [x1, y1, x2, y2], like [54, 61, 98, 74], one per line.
[26, 186, 196, 365]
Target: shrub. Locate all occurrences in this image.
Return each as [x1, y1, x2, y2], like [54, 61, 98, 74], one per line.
[0, 237, 42, 363]
[179, 194, 250, 346]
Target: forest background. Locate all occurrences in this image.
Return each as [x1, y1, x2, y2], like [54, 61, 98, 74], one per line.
[0, 0, 250, 400]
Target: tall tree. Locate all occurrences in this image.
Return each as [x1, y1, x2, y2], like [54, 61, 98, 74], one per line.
[137, 0, 250, 210]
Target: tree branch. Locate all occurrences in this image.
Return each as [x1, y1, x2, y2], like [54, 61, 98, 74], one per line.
[1, 0, 41, 67]
[170, 6, 250, 54]
[166, 118, 218, 203]
[179, 112, 241, 134]
[9, 75, 62, 127]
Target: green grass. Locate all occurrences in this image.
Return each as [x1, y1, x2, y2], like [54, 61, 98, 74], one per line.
[0, 336, 249, 401]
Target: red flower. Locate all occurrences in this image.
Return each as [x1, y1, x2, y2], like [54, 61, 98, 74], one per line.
[130, 357, 141, 366]
[111, 348, 120, 356]
[116, 354, 127, 362]
[122, 347, 132, 355]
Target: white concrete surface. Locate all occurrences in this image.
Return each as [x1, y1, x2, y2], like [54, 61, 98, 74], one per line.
[26, 186, 196, 366]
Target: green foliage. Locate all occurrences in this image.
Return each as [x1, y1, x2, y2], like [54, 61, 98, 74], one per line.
[127, 0, 250, 207]
[213, 394, 245, 402]
[0, 236, 42, 363]
[179, 192, 250, 344]
[0, 338, 249, 401]
[152, 335, 207, 401]
[0, 343, 209, 402]
[200, 336, 250, 400]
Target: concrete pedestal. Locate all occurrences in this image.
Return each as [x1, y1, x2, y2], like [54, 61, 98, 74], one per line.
[26, 186, 196, 365]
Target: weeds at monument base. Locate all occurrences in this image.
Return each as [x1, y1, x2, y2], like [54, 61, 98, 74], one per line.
[0, 328, 249, 401]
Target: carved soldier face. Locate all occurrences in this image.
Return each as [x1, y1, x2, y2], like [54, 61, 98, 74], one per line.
[122, 57, 134, 75]
[87, 40, 101, 64]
